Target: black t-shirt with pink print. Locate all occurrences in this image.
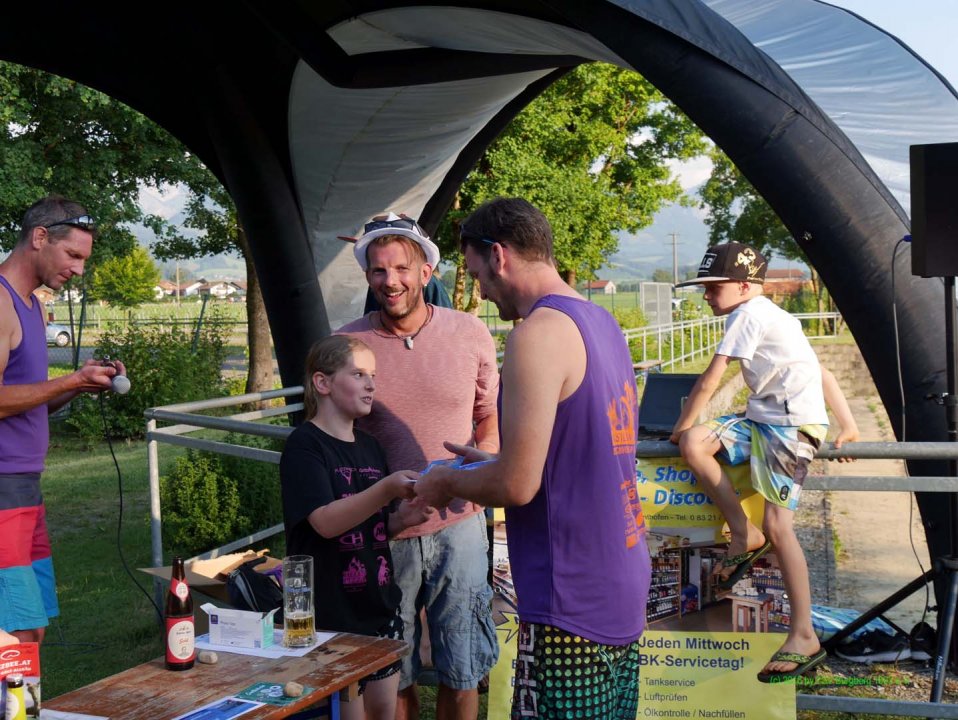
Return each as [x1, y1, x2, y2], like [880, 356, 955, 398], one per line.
[281, 422, 401, 636]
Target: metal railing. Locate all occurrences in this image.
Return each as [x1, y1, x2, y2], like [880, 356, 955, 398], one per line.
[620, 311, 843, 373]
[144, 380, 958, 718]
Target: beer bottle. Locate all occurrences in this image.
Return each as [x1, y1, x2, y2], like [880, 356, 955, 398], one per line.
[164, 556, 195, 671]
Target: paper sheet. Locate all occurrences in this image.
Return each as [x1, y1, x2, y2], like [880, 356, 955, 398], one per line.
[195, 629, 337, 659]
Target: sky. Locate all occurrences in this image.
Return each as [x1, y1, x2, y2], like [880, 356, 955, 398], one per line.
[622, 0, 958, 279]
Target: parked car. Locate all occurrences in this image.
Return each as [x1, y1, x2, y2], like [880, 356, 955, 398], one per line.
[46, 323, 72, 347]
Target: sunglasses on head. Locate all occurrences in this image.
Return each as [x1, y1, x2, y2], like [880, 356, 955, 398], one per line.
[460, 228, 500, 247]
[43, 215, 96, 232]
[364, 216, 424, 236]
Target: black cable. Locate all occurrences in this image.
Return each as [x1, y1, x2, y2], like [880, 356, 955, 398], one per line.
[98, 393, 163, 624]
[891, 236, 931, 628]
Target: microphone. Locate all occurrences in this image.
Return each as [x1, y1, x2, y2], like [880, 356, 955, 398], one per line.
[111, 374, 131, 394]
[101, 358, 131, 394]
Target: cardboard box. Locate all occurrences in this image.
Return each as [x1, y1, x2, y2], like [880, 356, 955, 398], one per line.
[201, 603, 278, 649]
[140, 550, 283, 605]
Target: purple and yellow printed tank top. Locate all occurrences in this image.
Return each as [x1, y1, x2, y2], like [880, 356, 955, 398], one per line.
[504, 294, 651, 645]
[0, 276, 49, 473]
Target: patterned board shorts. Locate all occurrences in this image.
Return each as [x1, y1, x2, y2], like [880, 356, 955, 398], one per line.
[510, 622, 641, 720]
[705, 414, 826, 510]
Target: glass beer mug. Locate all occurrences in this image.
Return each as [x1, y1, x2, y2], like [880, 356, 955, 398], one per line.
[283, 555, 315, 648]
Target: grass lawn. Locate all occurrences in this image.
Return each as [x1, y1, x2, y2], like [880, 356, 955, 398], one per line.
[40, 426, 183, 698]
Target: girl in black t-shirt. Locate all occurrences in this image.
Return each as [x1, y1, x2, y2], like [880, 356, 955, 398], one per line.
[281, 335, 432, 720]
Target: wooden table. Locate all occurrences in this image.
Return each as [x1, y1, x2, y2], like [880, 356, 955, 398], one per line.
[44, 633, 407, 719]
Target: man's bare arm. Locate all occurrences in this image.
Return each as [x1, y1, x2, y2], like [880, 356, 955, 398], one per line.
[0, 297, 118, 418]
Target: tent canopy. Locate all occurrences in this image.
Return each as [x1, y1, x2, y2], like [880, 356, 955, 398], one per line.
[2, 0, 956, 566]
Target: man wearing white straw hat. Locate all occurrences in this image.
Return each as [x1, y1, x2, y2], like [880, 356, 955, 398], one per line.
[338, 213, 499, 720]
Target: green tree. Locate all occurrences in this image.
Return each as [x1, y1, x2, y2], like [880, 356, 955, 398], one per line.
[148, 179, 274, 398]
[89, 246, 160, 309]
[699, 147, 795, 257]
[437, 63, 707, 308]
[0, 61, 274, 395]
[652, 268, 673, 283]
[0, 62, 204, 263]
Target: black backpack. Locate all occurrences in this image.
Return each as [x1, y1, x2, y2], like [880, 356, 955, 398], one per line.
[225, 557, 283, 614]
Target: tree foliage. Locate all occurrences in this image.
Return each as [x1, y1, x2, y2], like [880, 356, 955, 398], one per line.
[437, 63, 707, 291]
[0, 62, 207, 264]
[148, 178, 275, 397]
[89, 246, 160, 308]
[699, 146, 799, 262]
[652, 268, 673, 283]
[0, 61, 274, 395]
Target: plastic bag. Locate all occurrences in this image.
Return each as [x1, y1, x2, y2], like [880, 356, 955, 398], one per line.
[226, 556, 283, 613]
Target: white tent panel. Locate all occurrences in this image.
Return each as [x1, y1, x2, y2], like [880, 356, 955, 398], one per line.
[705, 0, 958, 211]
[290, 64, 552, 327]
[330, 7, 625, 63]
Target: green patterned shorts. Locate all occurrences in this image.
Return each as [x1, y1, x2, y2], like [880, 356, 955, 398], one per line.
[511, 621, 641, 719]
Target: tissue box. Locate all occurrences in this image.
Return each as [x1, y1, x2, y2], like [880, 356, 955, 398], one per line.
[202, 603, 278, 649]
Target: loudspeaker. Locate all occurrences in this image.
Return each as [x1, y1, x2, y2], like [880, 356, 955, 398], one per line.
[911, 142, 958, 278]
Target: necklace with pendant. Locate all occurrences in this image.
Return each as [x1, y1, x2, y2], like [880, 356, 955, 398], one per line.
[374, 306, 432, 350]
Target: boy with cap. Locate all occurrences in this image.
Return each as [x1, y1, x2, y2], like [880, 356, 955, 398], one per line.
[669, 242, 859, 683]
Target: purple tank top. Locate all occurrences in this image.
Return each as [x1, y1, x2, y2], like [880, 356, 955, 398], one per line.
[0, 276, 49, 473]
[504, 295, 650, 645]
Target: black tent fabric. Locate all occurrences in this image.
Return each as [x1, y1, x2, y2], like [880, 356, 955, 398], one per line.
[1, 0, 956, 604]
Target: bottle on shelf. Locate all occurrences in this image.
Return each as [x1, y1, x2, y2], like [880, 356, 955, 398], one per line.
[165, 556, 195, 671]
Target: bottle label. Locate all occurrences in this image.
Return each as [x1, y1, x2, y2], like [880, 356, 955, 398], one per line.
[171, 577, 189, 601]
[4, 685, 25, 720]
[166, 617, 195, 663]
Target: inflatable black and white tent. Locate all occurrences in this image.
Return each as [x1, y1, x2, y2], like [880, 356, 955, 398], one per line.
[3, 0, 957, 596]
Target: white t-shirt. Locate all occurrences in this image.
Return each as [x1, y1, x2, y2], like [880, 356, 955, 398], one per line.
[716, 295, 827, 426]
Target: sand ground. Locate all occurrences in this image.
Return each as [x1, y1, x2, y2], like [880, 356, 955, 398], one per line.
[825, 394, 933, 633]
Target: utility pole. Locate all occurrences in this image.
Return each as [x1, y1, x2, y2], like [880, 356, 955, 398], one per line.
[668, 231, 681, 286]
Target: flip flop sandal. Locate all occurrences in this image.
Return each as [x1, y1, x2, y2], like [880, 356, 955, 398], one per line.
[757, 648, 827, 683]
[716, 540, 772, 590]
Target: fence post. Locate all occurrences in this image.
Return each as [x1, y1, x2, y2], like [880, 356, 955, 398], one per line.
[147, 418, 164, 621]
[192, 294, 210, 354]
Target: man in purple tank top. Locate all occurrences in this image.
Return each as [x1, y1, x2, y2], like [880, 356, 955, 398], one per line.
[416, 198, 651, 720]
[0, 196, 126, 644]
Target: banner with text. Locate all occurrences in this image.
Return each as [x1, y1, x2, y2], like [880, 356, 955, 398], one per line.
[638, 630, 794, 720]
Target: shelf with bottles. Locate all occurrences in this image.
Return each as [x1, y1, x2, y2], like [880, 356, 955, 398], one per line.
[750, 559, 784, 593]
[647, 550, 682, 623]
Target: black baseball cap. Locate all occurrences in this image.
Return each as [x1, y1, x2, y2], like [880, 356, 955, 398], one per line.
[674, 242, 767, 288]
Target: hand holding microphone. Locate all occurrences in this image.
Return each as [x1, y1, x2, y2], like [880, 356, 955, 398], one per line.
[101, 357, 131, 394]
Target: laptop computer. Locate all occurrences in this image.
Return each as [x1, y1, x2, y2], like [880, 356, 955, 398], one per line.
[637, 373, 699, 440]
